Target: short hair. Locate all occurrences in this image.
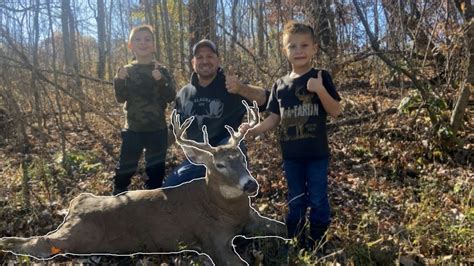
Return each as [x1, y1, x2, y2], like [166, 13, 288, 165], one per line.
[128, 24, 155, 44]
[282, 21, 316, 44]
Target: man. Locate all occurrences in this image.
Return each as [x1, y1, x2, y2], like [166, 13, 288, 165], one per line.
[163, 39, 268, 187]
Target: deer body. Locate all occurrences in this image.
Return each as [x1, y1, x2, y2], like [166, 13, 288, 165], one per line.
[0, 102, 287, 265]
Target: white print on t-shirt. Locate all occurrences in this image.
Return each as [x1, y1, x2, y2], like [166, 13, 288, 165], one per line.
[279, 102, 319, 141]
[182, 98, 224, 127]
[278, 87, 320, 141]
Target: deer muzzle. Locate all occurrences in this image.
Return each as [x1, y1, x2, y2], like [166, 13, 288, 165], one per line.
[242, 178, 258, 195]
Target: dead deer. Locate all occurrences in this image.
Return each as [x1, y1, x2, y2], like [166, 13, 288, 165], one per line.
[0, 101, 287, 265]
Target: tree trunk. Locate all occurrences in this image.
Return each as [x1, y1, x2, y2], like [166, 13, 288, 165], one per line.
[450, 0, 473, 134]
[0, 88, 29, 153]
[106, 1, 114, 80]
[144, 0, 153, 24]
[160, 0, 174, 70]
[96, 0, 106, 79]
[178, 0, 186, 75]
[61, 0, 86, 125]
[257, 1, 265, 59]
[219, 0, 227, 65]
[47, 0, 67, 166]
[230, 0, 238, 53]
[188, 0, 217, 56]
[209, 0, 217, 41]
[118, 0, 130, 62]
[307, 0, 338, 71]
[32, 0, 45, 146]
[152, 0, 162, 62]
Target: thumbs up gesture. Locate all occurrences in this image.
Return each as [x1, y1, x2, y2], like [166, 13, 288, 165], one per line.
[152, 61, 163, 81]
[116, 67, 128, 80]
[307, 70, 323, 94]
[225, 67, 242, 94]
[226, 75, 242, 94]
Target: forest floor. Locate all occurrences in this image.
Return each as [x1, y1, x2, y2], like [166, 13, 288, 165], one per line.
[0, 81, 472, 265]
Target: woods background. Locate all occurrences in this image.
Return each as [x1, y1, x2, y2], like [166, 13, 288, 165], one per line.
[0, 0, 472, 265]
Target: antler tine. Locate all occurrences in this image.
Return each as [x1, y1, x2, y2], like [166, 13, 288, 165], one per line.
[170, 110, 216, 154]
[201, 125, 213, 148]
[227, 100, 260, 146]
[244, 100, 260, 128]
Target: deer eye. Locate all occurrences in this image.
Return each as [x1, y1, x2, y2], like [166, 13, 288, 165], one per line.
[216, 163, 226, 169]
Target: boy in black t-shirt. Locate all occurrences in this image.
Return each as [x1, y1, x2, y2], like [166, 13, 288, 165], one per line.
[241, 21, 342, 250]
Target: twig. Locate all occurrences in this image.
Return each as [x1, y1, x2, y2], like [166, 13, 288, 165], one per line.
[329, 108, 397, 129]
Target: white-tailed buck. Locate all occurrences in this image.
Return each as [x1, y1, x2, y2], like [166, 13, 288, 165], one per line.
[0, 101, 287, 265]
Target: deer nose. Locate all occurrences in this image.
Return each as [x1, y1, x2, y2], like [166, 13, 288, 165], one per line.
[243, 179, 258, 194]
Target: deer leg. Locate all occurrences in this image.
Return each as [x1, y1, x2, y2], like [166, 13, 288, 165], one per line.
[0, 214, 108, 258]
[0, 236, 63, 259]
[201, 238, 246, 266]
[243, 210, 288, 238]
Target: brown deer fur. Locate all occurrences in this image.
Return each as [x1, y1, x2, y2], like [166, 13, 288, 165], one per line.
[0, 102, 287, 265]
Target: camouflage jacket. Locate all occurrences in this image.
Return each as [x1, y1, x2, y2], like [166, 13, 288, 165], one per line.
[113, 61, 176, 132]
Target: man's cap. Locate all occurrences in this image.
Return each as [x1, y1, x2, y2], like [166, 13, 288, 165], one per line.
[192, 39, 218, 56]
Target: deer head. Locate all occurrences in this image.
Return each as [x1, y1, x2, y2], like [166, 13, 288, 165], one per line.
[171, 101, 260, 198]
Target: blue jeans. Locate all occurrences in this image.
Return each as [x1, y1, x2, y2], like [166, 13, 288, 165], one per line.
[163, 138, 247, 187]
[283, 157, 330, 239]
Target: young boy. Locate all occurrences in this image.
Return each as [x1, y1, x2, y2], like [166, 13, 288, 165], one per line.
[242, 21, 341, 249]
[113, 25, 176, 195]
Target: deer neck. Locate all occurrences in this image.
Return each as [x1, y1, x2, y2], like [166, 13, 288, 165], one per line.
[205, 175, 249, 214]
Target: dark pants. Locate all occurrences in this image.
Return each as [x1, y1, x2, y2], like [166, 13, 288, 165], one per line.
[113, 128, 167, 194]
[283, 157, 330, 246]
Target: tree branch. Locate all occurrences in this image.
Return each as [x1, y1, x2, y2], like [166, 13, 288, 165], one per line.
[0, 26, 120, 130]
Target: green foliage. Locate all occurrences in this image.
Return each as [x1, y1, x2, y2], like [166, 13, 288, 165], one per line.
[398, 89, 448, 117]
[403, 177, 472, 256]
[54, 150, 103, 175]
[352, 145, 372, 158]
[398, 91, 422, 114]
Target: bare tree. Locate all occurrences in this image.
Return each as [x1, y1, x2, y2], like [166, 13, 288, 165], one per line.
[61, 0, 86, 125]
[450, 0, 473, 134]
[188, 0, 217, 55]
[257, 1, 265, 59]
[178, 0, 187, 74]
[307, 0, 338, 71]
[106, 1, 114, 80]
[230, 0, 238, 53]
[96, 0, 106, 79]
[160, 0, 174, 69]
[47, 0, 67, 166]
[31, 0, 45, 145]
[152, 0, 162, 62]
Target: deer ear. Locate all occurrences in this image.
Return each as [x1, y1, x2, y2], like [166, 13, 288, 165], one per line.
[181, 145, 213, 166]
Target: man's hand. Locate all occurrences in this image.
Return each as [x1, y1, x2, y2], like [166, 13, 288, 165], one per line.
[226, 74, 242, 94]
[307, 70, 323, 94]
[116, 67, 128, 80]
[152, 61, 163, 81]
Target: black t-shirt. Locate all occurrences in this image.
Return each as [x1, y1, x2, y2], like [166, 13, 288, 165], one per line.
[267, 68, 341, 159]
[175, 68, 266, 146]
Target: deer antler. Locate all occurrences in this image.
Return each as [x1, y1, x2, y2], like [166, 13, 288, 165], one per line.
[171, 110, 217, 154]
[225, 100, 260, 145]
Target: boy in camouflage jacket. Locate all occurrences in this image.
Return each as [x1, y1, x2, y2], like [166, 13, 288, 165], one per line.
[113, 25, 176, 195]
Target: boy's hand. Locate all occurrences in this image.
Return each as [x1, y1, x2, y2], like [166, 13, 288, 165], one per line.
[116, 67, 128, 80]
[307, 70, 323, 94]
[152, 61, 162, 81]
[226, 75, 242, 94]
[238, 123, 254, 136]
